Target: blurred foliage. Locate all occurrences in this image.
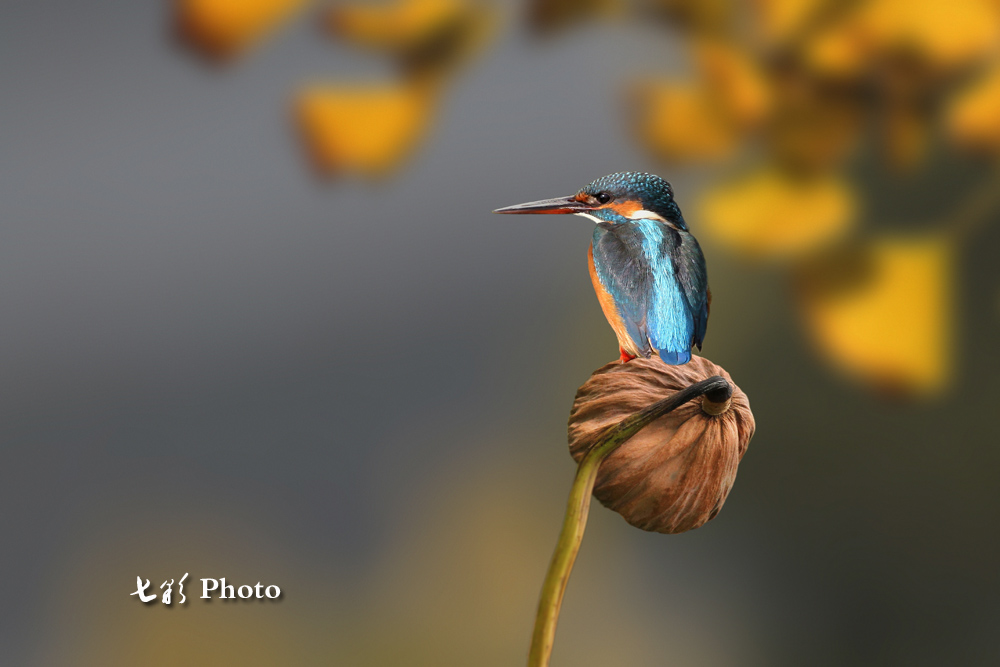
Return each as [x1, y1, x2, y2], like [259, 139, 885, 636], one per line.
[173, 0, 1000, 396]
[528, 0, 623, 33]
[628, 79, 744, 161]
[947, 62, 1000, 152]
[796, 234, 954, 395]
[628, 39, 770, 162]
[176, 0, 309, 59]
[325, 0, 498, 77]
[699, 166, 855, 259]
[176, 0, 496, 177]
[325, 0, 475, 53]
[622, 0, 1000, 396]
[295, 82, 439, 176]
[310, 0, 496, 177]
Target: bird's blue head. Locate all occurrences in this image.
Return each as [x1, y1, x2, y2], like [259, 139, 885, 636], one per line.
[494, 171, 687, 230]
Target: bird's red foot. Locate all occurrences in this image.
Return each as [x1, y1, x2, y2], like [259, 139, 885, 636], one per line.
[619, 347, 637, 363]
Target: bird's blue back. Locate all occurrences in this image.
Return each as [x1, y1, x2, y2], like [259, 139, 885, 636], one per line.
[591, 219, 708, 365]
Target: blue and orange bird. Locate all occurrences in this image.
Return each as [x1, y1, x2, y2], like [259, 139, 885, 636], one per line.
[495, 172, 709, 365]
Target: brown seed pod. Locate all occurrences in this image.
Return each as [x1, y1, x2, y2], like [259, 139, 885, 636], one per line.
[568, 355, 755, 534]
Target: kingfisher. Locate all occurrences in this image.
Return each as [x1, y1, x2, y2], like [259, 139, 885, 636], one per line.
[494, 171, 709, 365]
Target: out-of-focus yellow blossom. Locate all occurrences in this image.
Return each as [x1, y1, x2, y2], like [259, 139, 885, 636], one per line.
[176, 0, 308, 59]
[699, 166, 856, 259]
[695, 39, 772, 128]
[295, 83, 438, 177]
[796, 234, 954, 395]
[947, 63, 1000, 153]
[629, 81, 741, 162]
[855, 0, 1000, 72]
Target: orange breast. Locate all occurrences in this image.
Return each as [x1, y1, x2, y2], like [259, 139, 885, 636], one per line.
[588, 244, 640, 356]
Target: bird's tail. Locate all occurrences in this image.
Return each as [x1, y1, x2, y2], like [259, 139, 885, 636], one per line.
[657, 348, 691, 365]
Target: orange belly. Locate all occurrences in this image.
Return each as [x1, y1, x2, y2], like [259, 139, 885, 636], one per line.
[588, 244, 640, 357]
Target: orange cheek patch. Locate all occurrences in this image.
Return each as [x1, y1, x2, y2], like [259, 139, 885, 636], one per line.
[608, 200, 641, 217]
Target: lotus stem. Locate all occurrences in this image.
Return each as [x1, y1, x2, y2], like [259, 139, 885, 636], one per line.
[527, 375, 732, 667]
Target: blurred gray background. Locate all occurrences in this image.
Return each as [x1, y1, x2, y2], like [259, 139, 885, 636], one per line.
[2, 1, 999, 665]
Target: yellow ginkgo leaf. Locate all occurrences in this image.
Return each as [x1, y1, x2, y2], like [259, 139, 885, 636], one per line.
[325, 0, 497, 80]
[857, 0, 1000, 71]
[766, 77, 864, 171]
[629, 81, 743, 162]
[946, 62, 1000, 153]
[528, 0, 623, 33]
[751, 0, 827, 45]
[647, 0, 734, 33]
[294, 82, 438, 177]
[176, 0, 308, 59]
[699, 167, 856, 259]
[796, 235, 954, 396]
[803, 17, 871, 78]
[884, 102, 929, 170]
[694, 39, 771, 128]
[326, 0, 463, 52]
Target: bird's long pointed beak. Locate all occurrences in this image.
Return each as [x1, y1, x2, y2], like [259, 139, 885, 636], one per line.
[493, 195, 589, 215]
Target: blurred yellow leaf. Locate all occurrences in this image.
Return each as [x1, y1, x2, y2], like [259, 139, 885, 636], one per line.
[797, 0, 999, 76]
[295, 83, 438, 176]
[857, 0, 1000, 71]
[326, 0, 467, 51]
[796, 235, 954, 395]
[752, 0, 827, 45]
[884, 101, 929, 169]
[325, 0, 497, 76]
[766, 73, 863, 171]
[528, 0, 623, 33]
[629, 81, 742, 162]
[647, 0, 735, 33]
[803, 17, 871, 78]
[695, 39, 772, 127]
[947, 62, 1000, 153]
[699, 167, 856, 259]
[176, 0, 308, 59]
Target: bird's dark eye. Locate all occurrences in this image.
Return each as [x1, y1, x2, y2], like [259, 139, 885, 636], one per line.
[596, 192, 612, 204]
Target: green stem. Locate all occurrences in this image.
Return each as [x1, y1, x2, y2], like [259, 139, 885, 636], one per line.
[527, 375, 732, 667]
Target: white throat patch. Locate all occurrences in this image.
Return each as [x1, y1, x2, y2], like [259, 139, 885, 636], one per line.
[629, 209, 668, 223]
[572, 212, 604, 224]
[573, 208, 681, 229]
[629, 209, 682, 230]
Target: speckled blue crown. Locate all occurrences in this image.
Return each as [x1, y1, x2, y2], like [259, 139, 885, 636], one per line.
[582, 172, 686, 229]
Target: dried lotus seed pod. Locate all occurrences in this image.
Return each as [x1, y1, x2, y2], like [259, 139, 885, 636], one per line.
[568, 355, 754, 534]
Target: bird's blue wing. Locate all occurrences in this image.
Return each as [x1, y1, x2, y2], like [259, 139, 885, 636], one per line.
[592, 225, 655, 358]
[592, 222, 696, 363]
[674, 232, 709, 350]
